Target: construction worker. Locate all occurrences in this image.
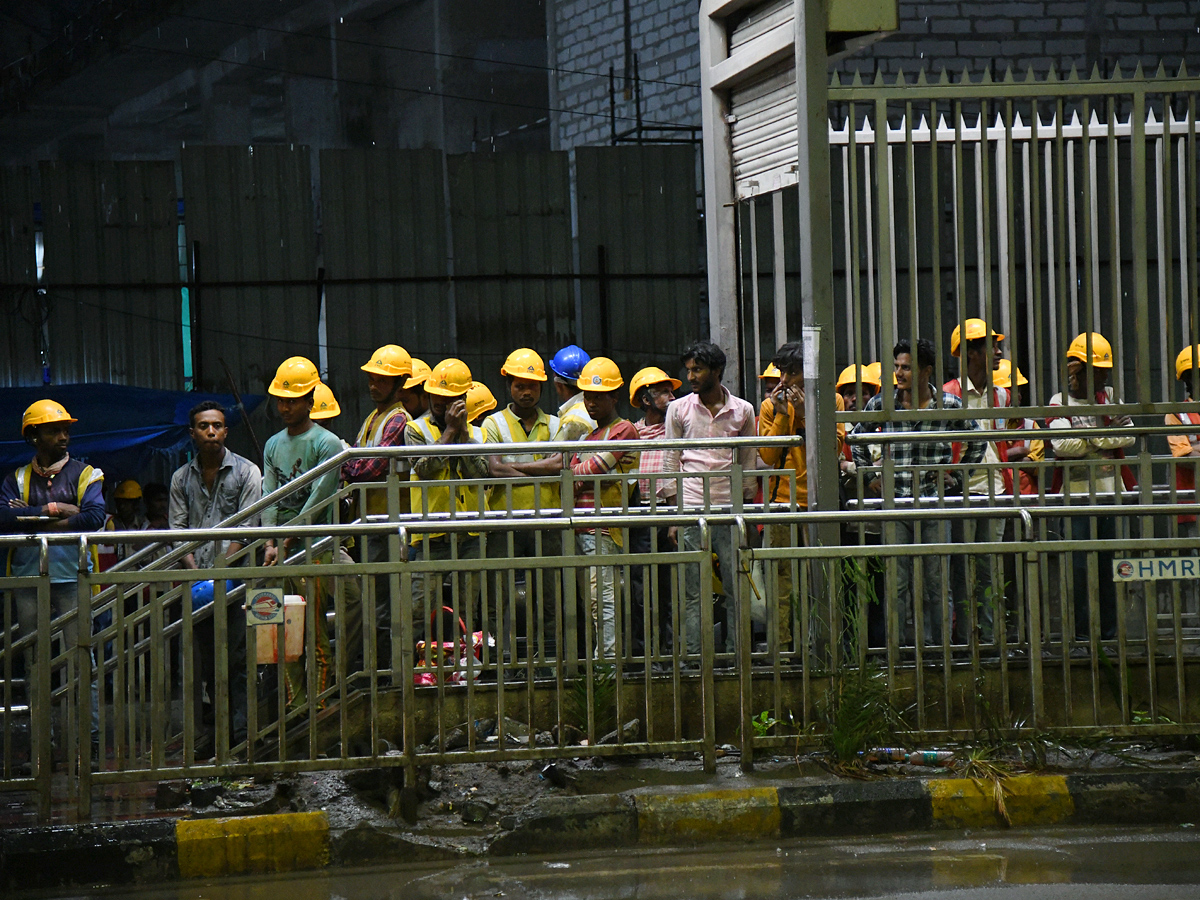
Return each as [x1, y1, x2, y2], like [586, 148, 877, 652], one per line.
[142, 482, 170, 531]
[312, 383, 342, 421]
[759, 342, 846, 655]
[758, 362, 781, 398]
[168, 400, 262, 752]
[549, 344, 596, 442]
[850, 339, 985, 648]
[340, 345, 414, 667]
[628, 365, 681, 660]
[1048, 332, 1135, 648]
[665, 341, 758, 658]
[403, 358, 432, 419]
[993, 360, 1043, 496]
[405, 358, 490, 646]
[261, 356, 346, 711]
[944, 318, 1011, 647]
[101, 480, 147, 567]
[466, 381, 497, 427]
[511, 358, 639, 657]
[1167, 345, 1200, 618]
[1, 400, 105, 750]
[836, 363, 880, 413]
[1168, 345, 1200, 529]
[480, 349, 563, 661]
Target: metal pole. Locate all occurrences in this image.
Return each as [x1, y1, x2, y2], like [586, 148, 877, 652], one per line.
[795, 0, 839, 558]
[699, 4, 741, 388]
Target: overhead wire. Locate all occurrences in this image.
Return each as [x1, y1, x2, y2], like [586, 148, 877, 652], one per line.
[126, 39, 695, 129]
[172, 10, 700, 91]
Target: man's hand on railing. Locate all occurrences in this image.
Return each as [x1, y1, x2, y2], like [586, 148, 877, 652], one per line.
[264, 541, 279, 567]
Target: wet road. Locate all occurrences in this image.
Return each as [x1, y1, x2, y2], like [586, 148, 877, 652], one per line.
[28, 826, 1200, 900]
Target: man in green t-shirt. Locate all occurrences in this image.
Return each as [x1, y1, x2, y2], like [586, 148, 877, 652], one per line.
[263, 356, 346, 711]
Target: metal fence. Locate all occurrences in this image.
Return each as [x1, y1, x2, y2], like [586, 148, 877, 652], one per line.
[3, 428, 1200, 819]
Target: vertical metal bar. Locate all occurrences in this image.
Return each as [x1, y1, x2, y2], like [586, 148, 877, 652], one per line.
[1108, 94, 1124, 400]
[749, 199, 762, 393]
[737, 524, 753, 772]
[76, 538, 92, 819]
[699, 519, 716, 773]
[1132, 84, 1152, 406]
[35, 539, 51, 820]
[772, 190, 788, 346]
[213, 570, 229, 762]
[877, 96, 895, 413]
[1080, 98, 1096, 334]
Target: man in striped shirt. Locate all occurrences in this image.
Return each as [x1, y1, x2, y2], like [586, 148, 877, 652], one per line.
[629, 366, 681, 660]
[850, 338, 985, 648]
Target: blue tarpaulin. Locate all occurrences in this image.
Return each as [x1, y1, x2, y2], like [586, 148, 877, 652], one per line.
[0, 384, 264, 479]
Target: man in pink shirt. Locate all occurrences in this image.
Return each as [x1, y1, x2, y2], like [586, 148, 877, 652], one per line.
[664, 341, 758, 657]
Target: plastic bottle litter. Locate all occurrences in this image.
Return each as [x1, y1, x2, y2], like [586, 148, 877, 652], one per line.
[863, 747, 907, 762]
[905, 750, 955, 766]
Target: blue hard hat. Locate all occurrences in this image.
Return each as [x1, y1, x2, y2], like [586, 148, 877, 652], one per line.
[190, 579, 241, 613]
[549, 344, 591, 380]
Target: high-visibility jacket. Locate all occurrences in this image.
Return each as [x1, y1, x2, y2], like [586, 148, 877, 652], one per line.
[407, 417, 487, 541]
[6, 459, 104, 584]
[483, 407, 560, 512]
[1167, 410, 1200, 524]
[350, 402, 410, 516]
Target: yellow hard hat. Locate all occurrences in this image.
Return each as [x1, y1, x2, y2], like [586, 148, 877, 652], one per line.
[114, 479, 142, 500]
[950, 318, 1004, 357]
[577, 356, 623, 391]
[269, 356, 321, 398]
[863, 362, 884, 387]
[758, 363, 781, 380]
[628, 366, 682, 405]
[1176, 345, 1200, 381]
[311, 383, 341, 419]
[1066, 332, 1113, 368]
[404, 358, 431, 390]
[465, 382, 497, 421]
[22, 399, 77, 433]
[361, 344, 413, 378]
[426, 358, 473, 397]
[500, 348, 548, 382]
[836, 364, 882, 389]
[992, 359, 1028, 389]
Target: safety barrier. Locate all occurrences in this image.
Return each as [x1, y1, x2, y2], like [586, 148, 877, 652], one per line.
[2, 427, 1199, 818]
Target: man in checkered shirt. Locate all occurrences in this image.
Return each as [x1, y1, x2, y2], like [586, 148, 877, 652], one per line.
[850, 337, 985, 647]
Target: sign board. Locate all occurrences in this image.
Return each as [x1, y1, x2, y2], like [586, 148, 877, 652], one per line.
[245, 587, 285, 624]
[1113, 556, 1200, 582]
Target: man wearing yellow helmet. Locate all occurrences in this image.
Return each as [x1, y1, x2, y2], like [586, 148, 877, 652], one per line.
[1048, 332, 1134, 648]
[508, 357, 639, 658]
[405, 358, 490, 644]
[759, 342, 846, 653]
[483, 350, 563, 658]
[341, 346, 416, 665]
[2, 399, 106, 748]
[944, 318, 1010, 647]
[262, 357, 346, 709]
[1167, 345, 1200, 536]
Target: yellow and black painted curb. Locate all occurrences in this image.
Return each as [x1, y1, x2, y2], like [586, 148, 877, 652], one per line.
[4, 772, 1200, 890]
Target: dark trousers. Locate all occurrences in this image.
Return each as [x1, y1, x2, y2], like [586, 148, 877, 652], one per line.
[195, 600, 248, 745]
[629, 525, 675, 657]
[1071, 514, 1117, 640]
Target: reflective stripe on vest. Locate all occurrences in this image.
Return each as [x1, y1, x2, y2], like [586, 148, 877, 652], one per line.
[486, 409, 559, 463]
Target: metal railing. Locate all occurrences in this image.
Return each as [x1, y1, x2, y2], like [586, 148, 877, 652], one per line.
[3, 427, 1200, 818]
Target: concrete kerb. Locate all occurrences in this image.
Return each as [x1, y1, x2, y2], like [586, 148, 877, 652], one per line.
[5, 772, 1200, 890]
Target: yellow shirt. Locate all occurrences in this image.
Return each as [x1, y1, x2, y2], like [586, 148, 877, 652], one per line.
[758, 392, 846, 508]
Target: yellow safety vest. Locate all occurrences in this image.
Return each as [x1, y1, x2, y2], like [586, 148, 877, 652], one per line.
[9, 463, 103, 587]
[483, 407, 560, 512]
[352, 403, 411, 517]
[408, 418, 486, 542]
